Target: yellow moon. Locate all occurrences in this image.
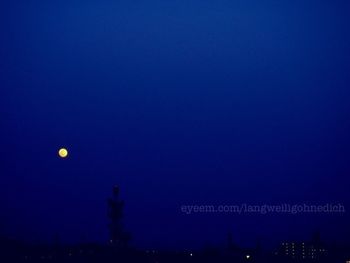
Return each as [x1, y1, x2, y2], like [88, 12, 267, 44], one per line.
[58, 148, 68, 158]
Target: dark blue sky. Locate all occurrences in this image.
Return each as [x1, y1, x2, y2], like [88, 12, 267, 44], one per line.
[1, 0, 350, 249]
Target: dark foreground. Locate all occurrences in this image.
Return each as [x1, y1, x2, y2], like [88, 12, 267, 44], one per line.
[1, 237, 349, 263]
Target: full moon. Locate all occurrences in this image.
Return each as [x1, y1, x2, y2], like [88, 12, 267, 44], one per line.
[58, 148, 68, 158]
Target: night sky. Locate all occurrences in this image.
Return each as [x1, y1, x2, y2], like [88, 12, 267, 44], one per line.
[1, 0, 350, 249]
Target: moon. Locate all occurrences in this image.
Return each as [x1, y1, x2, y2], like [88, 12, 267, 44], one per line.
[58, 148, 68, 158]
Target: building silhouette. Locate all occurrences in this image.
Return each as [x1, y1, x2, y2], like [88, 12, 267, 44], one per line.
[107, 185, 130, 248]
[278, 232, 328, 260]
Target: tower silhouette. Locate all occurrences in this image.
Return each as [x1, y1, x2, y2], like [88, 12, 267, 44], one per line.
[107, 185, 129, 248]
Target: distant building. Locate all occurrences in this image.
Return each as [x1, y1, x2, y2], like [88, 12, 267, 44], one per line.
[277, 232, 327, 260]
[107, 185, 130, 248]
[278, 242, 327, 260]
